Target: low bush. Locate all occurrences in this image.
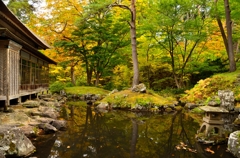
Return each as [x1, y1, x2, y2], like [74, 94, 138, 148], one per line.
[49, 81, 65, 94]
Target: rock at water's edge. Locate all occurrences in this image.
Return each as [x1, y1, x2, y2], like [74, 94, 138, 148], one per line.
[50, 120, 67, 131]
[0, 150, 5, 158]
[96, 102, 109, 109]
[0, 127, 35, 157]
[228, 131, 240, 158]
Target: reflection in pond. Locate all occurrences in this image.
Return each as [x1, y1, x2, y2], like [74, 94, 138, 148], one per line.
[45, 102, 235, 158]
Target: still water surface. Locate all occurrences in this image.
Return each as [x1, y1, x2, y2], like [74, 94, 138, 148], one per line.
[31, 102, 235, 158]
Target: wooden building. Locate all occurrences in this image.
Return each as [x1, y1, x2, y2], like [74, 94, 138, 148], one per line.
[0, 1, 56, 108]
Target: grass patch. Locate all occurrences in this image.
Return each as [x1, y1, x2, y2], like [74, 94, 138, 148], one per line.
[101, 89, 176, 108]
[65, 86, 110, 95]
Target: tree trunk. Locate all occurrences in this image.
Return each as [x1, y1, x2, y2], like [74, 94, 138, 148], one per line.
[236, 41, 239, 54]
[86, 64, 92, 86]
[216, 18, 229, 55]
[146, 44, 151, 88]
[173, 73, 181, 89]
[95, 71, 100, 86]
[70, 66, 76, 86]
[130, 0, 139, 86]
[224, 0, 236, 72]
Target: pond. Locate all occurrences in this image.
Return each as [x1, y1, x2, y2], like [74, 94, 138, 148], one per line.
[30, 101, 236, 158]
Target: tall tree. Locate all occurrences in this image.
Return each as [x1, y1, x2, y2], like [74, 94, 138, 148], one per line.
[224, 0, 236, 71]
[145, 0, 210, 88]
[55, 0, 129, 86]
[27, 0, 86, 84]
[110, 0, 139, 86]
[214, 0, 236, 72]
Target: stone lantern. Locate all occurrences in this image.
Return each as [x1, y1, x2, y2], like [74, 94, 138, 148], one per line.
[196, 106, 228, 144]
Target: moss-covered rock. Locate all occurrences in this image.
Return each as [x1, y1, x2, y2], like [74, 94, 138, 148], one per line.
[22, 101, 40, 108]
[0, 127, 35, 157]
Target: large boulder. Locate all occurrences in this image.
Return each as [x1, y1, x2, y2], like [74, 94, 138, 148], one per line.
[38, 123, 57, 134]
[0, 111, 32, 126]
[228, 131, 240, 158]
[185, 103, 198, 109]
[33, 116, 54, 124]
[50, 120, 67, 131]
[22, 100, 40, 108]
[131, 83, 146, 93]
[96, 102, 109, 109]
[0, 126, 35, 157]
[38, 106, 59, 119]
[218, 90, 235, 111]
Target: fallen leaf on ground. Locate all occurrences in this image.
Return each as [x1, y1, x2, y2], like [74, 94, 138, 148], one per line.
[205, 148, 214, 154]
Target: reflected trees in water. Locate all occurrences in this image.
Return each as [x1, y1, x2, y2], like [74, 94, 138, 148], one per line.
[48, 103, 232, 158]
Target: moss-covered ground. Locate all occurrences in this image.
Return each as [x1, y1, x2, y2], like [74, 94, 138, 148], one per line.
[65, 86, 110, 95]
[100, 89, 177, 109]
[180, 70, 240, 104]
[65, 86, 177, 109]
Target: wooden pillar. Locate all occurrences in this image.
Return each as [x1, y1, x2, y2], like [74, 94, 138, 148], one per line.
[5, 44, 9, 110]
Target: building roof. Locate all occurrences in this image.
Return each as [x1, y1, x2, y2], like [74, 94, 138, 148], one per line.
[0, 0, 56, 64]
[199, 106, 229, 113]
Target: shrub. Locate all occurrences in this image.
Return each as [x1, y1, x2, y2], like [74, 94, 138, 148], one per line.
[49, 81, 65, 94]
[65, 82, 74, 87]
[180, 75, 235, 103]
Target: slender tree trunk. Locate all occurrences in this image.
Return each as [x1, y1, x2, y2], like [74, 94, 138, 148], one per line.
[130, 0, 139, 86]
[146, 44, 151, 88]
[216, 18, 229, 55]
[236, 41, 239, 54]
[215, 0, 229, 57]
[70, 66, 76, 86]
[86, 64, 92, 85]
[173, 73, 181, 89]
[224, 0, 236, 72]
[95, 72, 100, 86]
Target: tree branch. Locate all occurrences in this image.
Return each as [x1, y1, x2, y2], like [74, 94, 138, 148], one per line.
[109, 2, 134, 27]
[50, 21, 68, 34]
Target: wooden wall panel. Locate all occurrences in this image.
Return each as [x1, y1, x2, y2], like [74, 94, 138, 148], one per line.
[9, 49, 19, 96]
